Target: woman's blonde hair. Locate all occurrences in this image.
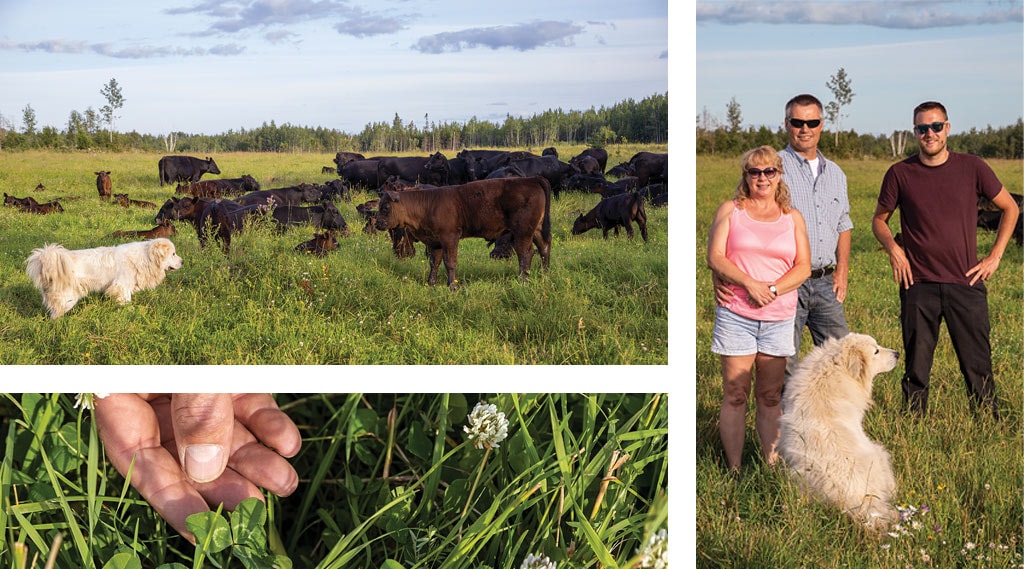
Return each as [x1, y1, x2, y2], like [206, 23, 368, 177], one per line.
[733, 145, 792, 212]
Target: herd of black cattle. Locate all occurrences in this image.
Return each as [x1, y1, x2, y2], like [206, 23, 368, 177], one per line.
[4, 148, 669, 288]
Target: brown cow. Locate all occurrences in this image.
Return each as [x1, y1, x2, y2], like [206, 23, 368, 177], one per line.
[106, 220, 176, 239]
[374, 177, 552, 289]
[572, 192, 648, 242]
[113, 193, 157, 209]
[294, 231, 340, 257]
[95, 171, 112, 200]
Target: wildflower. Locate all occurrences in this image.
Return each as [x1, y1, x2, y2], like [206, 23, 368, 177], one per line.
[464, 402, 509, 450]
[74, 393, 109, 410]
[920, 548, 931, 563]
[520, 553, 556, 569]
[966, 542, 976, 550]
[636, 528, 668, 569]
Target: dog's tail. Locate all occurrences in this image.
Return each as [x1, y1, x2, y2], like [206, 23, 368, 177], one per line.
[25, 243, 73, 291]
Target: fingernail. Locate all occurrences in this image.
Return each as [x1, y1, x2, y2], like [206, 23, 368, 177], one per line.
[184, 444, 226, 483]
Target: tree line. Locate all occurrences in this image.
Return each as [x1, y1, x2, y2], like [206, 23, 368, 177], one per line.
[696, 119, 1024, 160]
[0, 92, 667, 154]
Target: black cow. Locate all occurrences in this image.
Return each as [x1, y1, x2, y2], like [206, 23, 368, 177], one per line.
[542, 147, 558, 158]
[339, 159, 385, 190]
[295, 231, 340, 257]
[271, 201, 349, 233]
[319, 178, 351, 202]
[639, 183, 668, 207]
[571, 148, 608, 173]
[374, 177, 552, 289]
[593, 176, 641, 198]
[977, 192, 1023, 246]
[572, 192, 648, 242]
[607, 162, 633, 178]
[198, 200, 267, 252]
[487, 155, 574, 197]
[456, 149, 513, 180]
[423, 152, 475, 186]
[627, 152, 668, 186]
[158, 156, 221, 186]
[563, 173, 608, 193]
[332, 151, 367, 172]
[377, 156, 447, 186]
[155, 197, 218, 235]
[569, 155, 602, 175]
[235, 184, 322, 207]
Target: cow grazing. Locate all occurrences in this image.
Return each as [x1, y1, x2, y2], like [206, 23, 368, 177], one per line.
[155, 197, 218, 237]
[593, 176, 640, 198]
[607, 162, 633, 178]
[197, 200, 267, 252]
[106, 220, 176, 240]
[113, 194, 158, 209]
[489, 155, 574, 197]
[374, 177, 552, 289]
[158, 155, 221, 186]
[639, 183, 668, 207]
[95, 171, 112, 200]
[294, 231, 340, 257]
[271, 201, 350, 234]
[569, 155, 602, 175]
[572, 192, 648, 242]
[563, 173, 608, 194]
[570, 148, 608, 174]
[977, 192, 1023, 246]
[339, 158, 385, 190]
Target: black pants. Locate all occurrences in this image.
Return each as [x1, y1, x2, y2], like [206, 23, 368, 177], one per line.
[899, 282, 997, 415]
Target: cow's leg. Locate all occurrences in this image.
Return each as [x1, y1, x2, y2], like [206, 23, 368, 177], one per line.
[625, 221, 635, 239]
[534, 229, 551, 270]
[638, 212, 649, 242]
[427, 246, 443, 286]
[442, 241, 459, 290]
[513, 233, 535, 280]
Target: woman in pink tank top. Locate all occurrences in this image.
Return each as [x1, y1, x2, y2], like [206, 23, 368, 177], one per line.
[706, 146, 811, 472]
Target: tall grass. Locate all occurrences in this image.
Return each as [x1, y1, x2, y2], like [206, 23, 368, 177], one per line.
[695, 155, 1023, 567]
[0, 147, 666, 364]
[0, 393, 668, 569]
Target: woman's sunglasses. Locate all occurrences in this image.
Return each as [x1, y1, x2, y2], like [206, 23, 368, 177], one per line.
[746, 167, 779, 179]
[914, 121, 946, 135]
[788, 118, 821, 129]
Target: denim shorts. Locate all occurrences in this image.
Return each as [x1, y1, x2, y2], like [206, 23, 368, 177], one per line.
[711, 306, 796, 357]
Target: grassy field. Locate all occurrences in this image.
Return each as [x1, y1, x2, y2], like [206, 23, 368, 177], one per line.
[0, 392, 668, 569]
[694, 155, 1023, 567]
[0, 145, 667, 365]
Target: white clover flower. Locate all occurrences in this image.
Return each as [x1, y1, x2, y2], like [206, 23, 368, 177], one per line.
[464, 401, 508, 450]
[637, 528, 668, 569]
[74, 393, 109, 410]
[520, 553, 556, 569]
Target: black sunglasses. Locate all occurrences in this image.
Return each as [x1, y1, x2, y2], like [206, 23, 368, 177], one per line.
[746, 167, 779, 179]
[914, 121, 946, 135]
[788, 118, 821, 129]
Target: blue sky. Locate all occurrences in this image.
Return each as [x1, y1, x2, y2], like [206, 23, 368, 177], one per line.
[696, 0, 1023, 135]
[0, 0, 668, 135]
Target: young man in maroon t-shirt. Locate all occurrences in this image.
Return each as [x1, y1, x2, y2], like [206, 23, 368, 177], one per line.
[872, 101, 1019, 418]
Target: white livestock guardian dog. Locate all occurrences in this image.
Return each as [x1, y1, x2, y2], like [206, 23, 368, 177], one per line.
[25, 238, 183, 318]
[779, 333, 900, 533]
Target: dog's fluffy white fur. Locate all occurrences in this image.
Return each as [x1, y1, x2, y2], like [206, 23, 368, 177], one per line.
[25, 238, 183, 318]
[778, 333, 900, 533]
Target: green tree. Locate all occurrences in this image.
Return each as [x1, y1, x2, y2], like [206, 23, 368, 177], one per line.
[22, 104, 37, 144]
[726, 97, 742, 133]
[825, 67, 855, 146]
[100, 77, 125, 143]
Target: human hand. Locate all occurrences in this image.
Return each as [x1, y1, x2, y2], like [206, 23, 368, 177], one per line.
[833, 269, 848, 303]
[711, 272, 736, 306]
[93, 393, 301, 543]
[887, 246, 914, 289]
[744, 281, 776, 307]
[966, 254, 1001, 286]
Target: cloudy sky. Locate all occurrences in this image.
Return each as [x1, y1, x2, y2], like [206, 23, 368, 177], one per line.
[697, 0, 1023, 135]
[0, 0, 668, 135]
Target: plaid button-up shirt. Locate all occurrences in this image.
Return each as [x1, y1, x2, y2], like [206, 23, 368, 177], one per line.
[780, 145, 853, 270]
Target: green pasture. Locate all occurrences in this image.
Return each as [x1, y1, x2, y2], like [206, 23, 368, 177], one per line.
[695, 155, 1023, 567]
[0, 145, 667, 365]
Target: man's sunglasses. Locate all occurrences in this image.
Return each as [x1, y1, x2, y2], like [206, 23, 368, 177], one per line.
[746, 167, 779, 179]
[788, 118, 821, 129]
[914, 122, 946, 135]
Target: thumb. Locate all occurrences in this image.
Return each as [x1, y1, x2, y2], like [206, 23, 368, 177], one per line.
[171, 393, 234, 483]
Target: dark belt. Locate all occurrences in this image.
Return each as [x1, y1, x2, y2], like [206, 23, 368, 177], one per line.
[809, 266, 835, 279]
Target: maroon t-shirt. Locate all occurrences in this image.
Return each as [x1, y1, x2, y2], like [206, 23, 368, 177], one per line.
[878, 152, 1004, 285]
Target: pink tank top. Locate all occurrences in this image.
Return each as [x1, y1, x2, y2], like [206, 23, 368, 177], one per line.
[723, 203, 798, 321]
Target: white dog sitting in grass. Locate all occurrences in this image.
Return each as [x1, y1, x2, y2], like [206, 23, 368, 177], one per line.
[778, 333, 900, 533]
